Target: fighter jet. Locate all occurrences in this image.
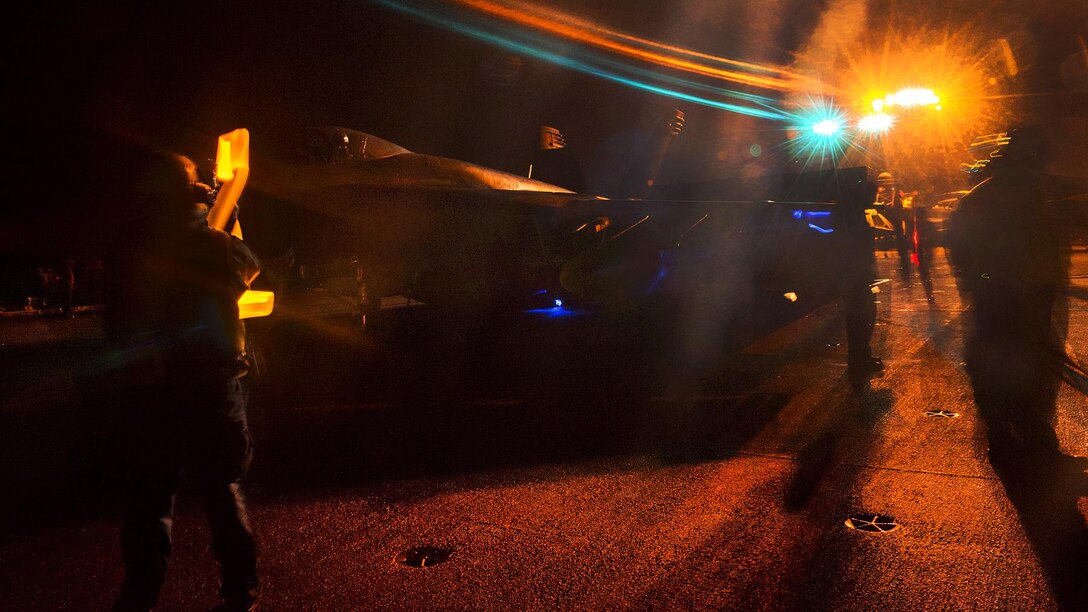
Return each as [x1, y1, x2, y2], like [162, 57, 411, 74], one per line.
[235, 124, 869, 338]
[250, 126, 578, 196]
[238, 126, 604, 321]
[236, 108, 690, 319]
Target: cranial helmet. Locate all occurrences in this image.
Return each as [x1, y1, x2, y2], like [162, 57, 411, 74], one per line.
[991, 126, 1050, 163]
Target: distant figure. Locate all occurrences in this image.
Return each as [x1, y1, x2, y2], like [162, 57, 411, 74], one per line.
[589, 107, 684, 199]
[105, 151, 261, 611]
[841, 175, 883, 388]
[875, 171, 912, 282]
[528, 125, 586, 193]
[63, 258, 77, 316]
[890, 188, 915, 282]
[946, 126, 1075, 467]
[911, 199, 936, 301]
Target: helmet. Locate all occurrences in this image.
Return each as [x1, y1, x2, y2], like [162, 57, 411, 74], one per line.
[990, 126, 1050, 164]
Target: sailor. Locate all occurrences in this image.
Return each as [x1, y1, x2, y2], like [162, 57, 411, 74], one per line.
[106, 151, 261, 611]
[947, 126, 1073, 468]
[842, 174, 884, 388]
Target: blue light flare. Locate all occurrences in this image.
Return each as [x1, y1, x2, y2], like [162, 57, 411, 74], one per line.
[785, 98, 854, 167]
[812, 119, 843, 136]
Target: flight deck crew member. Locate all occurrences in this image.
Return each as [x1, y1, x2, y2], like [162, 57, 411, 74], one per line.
[912, 197, 936, 300]
[890, 187, 915, 282]
[841, 174, 883, 388]
[946, 126, 1075, 468]
[106, 151, 261, 611]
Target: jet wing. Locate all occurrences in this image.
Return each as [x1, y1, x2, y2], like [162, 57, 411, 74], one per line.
[248, 126, 574, 199]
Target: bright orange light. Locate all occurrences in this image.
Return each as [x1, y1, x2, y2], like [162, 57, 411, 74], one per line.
[885, 88, 940, 108]
[215, 138, 234, 182]
[824, 16, 1015, 191]
[209, 128, 250, 239]
[238, 289, 275, 319]
[858, 113, 895, 133]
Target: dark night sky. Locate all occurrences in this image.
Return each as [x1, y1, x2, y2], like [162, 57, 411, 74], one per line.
[4, 0, 1085, 244]
[6, 0, 827, 176]
[8, 1, 1084, 162]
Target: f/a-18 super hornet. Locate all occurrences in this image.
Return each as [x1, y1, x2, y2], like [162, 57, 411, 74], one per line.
[236, 123, 875, 347]
[239, 126, 597, 320]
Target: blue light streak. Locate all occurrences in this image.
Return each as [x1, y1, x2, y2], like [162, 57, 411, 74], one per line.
[792, 210, 832, 219]
[523, 307, 585, 318]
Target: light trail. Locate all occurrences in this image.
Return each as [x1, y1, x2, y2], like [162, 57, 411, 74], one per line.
[373, 0, 794, 120]
[375, 0, 1041, 179]
[374, 1, 877, 166]
[451, 0, 815, 91]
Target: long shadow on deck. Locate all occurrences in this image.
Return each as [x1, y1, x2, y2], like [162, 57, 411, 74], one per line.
[5, 299, 845, 526]
[246, 304, 837, 495]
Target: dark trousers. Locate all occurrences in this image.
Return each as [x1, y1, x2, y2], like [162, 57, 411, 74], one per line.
[886, 208, 913, 280]
[843, 276, 876, 364]
[115, 376, 258, 610]
[964, 283, 1061, 452]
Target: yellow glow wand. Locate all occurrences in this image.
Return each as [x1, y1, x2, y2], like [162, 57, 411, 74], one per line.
[207, 128, 274, 319]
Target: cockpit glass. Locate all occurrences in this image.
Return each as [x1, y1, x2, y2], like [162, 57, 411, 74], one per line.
[301, 127, 410, 162]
